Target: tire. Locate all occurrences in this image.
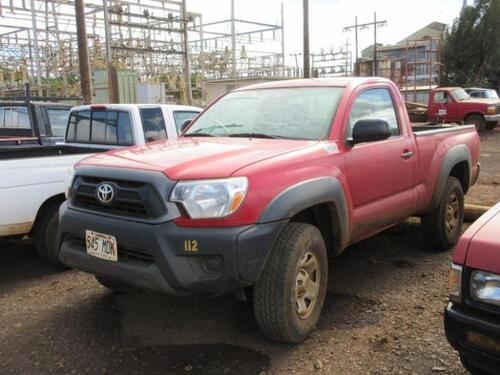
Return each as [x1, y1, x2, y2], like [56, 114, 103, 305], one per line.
[34, 203, 70, 270]
[253, 222, 328, 343]
[485, 121, 497, 131]
[422, 176, 464, 251]
[464, 114, 486, 132]
[95, 275, 140, 293]
[460, 355, 491, 375]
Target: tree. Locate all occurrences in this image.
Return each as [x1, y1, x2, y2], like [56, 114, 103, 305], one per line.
[442, 0, 500, 89]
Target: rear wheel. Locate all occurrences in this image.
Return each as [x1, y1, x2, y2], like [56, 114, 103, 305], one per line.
[253, 222, 328, 343]
[460, 355, 491, 375]
[464, 114, 486, 132]
[34, 203, 69, 270]
[422, 176, 464, 251]
[95, 275, 140, 293]
[485, 121, 497, 131]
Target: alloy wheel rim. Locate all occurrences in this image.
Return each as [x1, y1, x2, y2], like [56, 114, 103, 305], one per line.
[445, 192, 460, 234]
[295, 251, 320, 320]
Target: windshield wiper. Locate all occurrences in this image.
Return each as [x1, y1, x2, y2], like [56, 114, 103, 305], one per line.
[183, 132, 214, 137]
[228, 132, 285, 139]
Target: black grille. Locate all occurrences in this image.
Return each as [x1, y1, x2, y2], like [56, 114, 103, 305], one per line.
[71, 175, 165, 219]
[496, 104, 500, 114]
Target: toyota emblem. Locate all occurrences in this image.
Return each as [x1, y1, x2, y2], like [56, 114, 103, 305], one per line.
[96, 183, 115, 204]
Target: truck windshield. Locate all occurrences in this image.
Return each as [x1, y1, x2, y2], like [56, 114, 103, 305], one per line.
[452, 89, 470, 101]
[185, 87, 344, 140]
[483, 90, 499, 99]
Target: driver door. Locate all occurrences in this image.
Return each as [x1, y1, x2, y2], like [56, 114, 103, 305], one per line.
[344, 87, 417, 242]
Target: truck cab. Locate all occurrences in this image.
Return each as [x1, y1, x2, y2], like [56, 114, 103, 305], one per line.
[65, 104, 202, 148]
[427, 87, 500, 131]
[0, 102, 72, 145]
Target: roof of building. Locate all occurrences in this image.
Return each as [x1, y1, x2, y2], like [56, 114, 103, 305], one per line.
[360, 22, 446, 58]
[398, 22, 447, 44]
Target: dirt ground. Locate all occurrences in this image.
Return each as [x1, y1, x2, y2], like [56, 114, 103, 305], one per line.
[1, 128, 499, 375]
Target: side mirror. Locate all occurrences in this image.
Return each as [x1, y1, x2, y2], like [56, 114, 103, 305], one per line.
[181, 120, 192, 133]
[352, 119, 392, 145]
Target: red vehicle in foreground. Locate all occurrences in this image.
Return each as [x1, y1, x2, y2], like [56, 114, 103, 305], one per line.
[427, 87, 500, 131]
[446, 203, 500, 375]
[58, 77, 480, 343]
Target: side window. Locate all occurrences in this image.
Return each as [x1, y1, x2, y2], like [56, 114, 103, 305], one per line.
[434, 91, 448, 104]
[173, 111, 200, 133]
[0, 108, 4, 127]
[140, 107, 167, 142]
[46, 108, 70, 137]
[66, 113, 77, 140]
[346, 88, 400, 139]
[117, 112, 133, 145]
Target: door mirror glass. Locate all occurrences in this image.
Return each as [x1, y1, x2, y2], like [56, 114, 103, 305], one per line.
[181, 119, 192, 133]
[352, 119, 392, 145]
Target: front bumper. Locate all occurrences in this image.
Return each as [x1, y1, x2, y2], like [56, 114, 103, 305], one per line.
[58, 202, 287, 295]
[444, 302, 500, 374]
[484, 114, 500, 122]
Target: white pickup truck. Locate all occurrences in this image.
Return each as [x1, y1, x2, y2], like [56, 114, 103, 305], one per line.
[0, 103, 201, 268]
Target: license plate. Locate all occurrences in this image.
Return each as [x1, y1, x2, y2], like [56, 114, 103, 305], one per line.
[85, 230, 118, 262]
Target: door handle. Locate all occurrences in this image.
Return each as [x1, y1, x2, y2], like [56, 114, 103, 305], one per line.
[401, 150, 413, 159]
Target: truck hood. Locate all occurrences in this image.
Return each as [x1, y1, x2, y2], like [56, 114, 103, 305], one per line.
[465, 203, 500, 274]
[460, 98, 500, 105]
[78, 137, 318, 180]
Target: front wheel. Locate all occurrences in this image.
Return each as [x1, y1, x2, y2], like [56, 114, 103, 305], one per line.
[34, 203, 70, 270]
[422, 176, 464, 251]
[460, 355, 491, 375]
[485, 121, 497, 131]
[253, 222, 328, 343]
[464, 114, 486, 132]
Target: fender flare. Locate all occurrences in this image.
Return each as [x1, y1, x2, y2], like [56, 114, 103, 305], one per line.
[258, 177, 349, 251]
[428, 144, 471, 212]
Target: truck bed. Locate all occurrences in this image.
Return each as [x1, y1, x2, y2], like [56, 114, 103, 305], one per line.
[412, 123, 476, 136]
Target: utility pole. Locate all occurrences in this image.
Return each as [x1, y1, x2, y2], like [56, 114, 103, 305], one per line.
[303, 0, 310, 78]
[343, 13, 387, 77]
[29, 0, 42, 96]
[281, 2, 285, 76]
[75, 0, 92, 104]
[102, 0, 117, 103]
[354, 16, 358, 76]
[344, 39, 351, 76]
[182, 0, 193, 105]
[373, 12, 378, 76]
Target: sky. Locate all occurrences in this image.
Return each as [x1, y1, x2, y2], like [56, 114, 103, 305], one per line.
[187, 0, 466, 66]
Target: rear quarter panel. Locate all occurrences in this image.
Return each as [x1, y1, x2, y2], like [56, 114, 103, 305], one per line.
[413, 128, 480, 214]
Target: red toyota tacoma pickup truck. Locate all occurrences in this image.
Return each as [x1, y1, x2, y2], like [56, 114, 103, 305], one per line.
[445, 203, 500, 375]
[58, 77, 480, 343]
[427, 87, 500, 131]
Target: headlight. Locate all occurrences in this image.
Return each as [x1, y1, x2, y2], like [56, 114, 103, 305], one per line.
[448, 263, 463, 303]
[171, 177, 248, 219]
[471, 270, 500, 307]
[65, 166, 76, 199]
[487, 105, 496, 115]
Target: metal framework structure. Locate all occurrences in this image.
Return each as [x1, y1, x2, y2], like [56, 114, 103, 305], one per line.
[311, 42, 352, 77]
[189, 0, 287, 80]
[0, 0, 289, 101]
